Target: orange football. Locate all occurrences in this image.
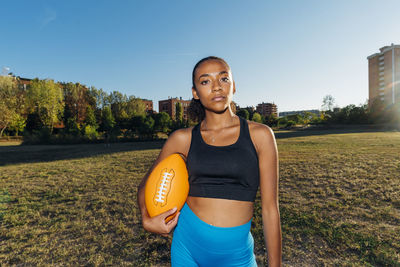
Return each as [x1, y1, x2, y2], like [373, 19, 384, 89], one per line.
[145, 153, 189, 223]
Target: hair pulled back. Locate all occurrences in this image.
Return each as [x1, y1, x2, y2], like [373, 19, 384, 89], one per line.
[188, 56, 237, 123]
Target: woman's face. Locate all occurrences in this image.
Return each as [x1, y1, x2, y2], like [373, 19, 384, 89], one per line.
[192, 59, 236, 113]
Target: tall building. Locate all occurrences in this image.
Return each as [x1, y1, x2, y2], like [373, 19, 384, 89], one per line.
[158, 97, 191, 120]
[367, 44, 400, 107]
[256, 102, 278, 117]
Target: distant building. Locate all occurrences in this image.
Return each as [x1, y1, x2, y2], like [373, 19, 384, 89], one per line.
[367, 43, 400, 107]
[256, 102, 278, 117]
[7, 75, 32, 90]
[16, 77, 32, 90]
[158, 96, 191, 120]
[278, 109, 320, 117]
[140, 99, 154, 113]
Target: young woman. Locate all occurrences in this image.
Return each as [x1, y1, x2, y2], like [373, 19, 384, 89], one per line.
[137, 56, 282, 266]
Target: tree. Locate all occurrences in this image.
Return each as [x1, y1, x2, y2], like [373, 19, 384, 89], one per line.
[251, 112, 262, 123]
[84, 105, 98, 128]
[237, 109, 249, 120]
[140, 116, 155, 137]
[26, 79, 64, 133]
[109, 91, 128, 124]
[0, 76, 20, 137]
[154, 112, 171, 133]
[322, 95, 336, 112]
[243, 107, 255, 120]
[286, 114, 303, 124]
[62, 82, 88, 126]
[131, 115, 155, 138]
[301, 112, 317, 124]
[126, 96, 146, 117]
[9, 114, 26, 136]
[100, 106, 115, 134]
[175, 102, 183, 122]
[264, 114, 278, 127]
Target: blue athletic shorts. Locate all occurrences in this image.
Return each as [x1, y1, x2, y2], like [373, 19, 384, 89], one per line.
[171, 202, 258, 267]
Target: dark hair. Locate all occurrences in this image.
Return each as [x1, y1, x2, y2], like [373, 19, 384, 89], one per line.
[188, 56, 237, 123]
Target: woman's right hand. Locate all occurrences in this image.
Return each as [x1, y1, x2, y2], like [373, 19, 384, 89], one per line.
[142, 207, 181, 237]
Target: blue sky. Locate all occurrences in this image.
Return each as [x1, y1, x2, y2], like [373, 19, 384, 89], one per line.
[2, 0, 400, 112]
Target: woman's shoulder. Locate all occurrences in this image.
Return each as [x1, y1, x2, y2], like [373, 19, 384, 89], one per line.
[164, 126, 195, 160]
[168, 126, 195, 142]
[246, 120, 276, 154]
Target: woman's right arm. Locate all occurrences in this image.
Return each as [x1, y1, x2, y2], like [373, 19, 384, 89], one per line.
[136, 128, 190, 237]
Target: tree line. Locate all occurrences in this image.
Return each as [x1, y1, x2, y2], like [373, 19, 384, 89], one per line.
[0, 76, 399, 144]
[0, 76, 191, 143]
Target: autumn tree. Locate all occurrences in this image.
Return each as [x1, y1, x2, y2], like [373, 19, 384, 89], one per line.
[62, 82, 89, 126]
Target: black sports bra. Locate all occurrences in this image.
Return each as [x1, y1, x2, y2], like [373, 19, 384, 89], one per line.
[186, 116, 260, 202]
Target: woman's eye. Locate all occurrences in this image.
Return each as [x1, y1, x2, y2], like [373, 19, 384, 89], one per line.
[200, 80, 209, 85]
[222, 77, 229, 82]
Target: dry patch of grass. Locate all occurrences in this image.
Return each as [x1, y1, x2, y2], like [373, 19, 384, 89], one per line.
[0, 131, 399, 266]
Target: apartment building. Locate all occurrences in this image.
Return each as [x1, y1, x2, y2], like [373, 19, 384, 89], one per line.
[140, 99, 154, 113]
[158, 96, 191, 120]
[367, 43, 400, 107]
[256, 102, 278, 117]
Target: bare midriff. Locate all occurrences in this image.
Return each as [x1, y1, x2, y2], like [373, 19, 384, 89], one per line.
[186, 196, 254, 227]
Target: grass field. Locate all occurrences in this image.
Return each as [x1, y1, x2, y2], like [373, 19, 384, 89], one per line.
[0, 128, 399, 266]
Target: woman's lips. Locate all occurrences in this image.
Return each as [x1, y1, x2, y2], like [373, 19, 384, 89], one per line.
[212, 96, 225, 101]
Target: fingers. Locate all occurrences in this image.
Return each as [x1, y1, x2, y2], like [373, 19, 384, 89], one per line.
[148, 207, 180, 237]
[167, 211, 180, 226]
[166, 207, 177, 217]
[161, 211, 180, 237]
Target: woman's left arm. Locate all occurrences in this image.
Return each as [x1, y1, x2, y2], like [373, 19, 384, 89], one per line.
[255, 124, 282, 267]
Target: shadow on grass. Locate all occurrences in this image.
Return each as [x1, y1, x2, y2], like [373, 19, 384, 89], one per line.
[0, 140, 165, 166]
[1, 125, 398, 166]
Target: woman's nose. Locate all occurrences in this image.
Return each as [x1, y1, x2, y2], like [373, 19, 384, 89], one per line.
[212, 81, 222, 92]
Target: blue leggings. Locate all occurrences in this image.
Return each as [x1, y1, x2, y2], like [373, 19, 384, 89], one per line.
[171, 202, 258, 267]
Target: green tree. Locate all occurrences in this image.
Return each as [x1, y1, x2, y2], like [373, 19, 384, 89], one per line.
[277, 117, 288, 128]
[264, 114, 278, 127]
[243, 107, 255, 120]
[131, 115, 155, 138]
[237, 109, 249, 120]
[301, 112, 317, 124]
[175, 102, 183, 122]
[26, 79, 64, 133]
[286, 114, 303, 124]
[251, 112, 262, 123]
[126, 96, 146, 117]
[140, 116, 155, 137]
[109, 91, 128, 124]
[9, 114, 26, 136]
[154, 112, 171, 133]
[84, 105, 98, 128]
[0, 76, 20, 137]
[100, 106, 115, 134]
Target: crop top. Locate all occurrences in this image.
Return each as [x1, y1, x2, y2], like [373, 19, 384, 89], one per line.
[186, 116, 260, 202]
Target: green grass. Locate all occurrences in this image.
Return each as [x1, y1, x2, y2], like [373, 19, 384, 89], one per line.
[0, 129, 399, 266]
